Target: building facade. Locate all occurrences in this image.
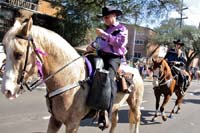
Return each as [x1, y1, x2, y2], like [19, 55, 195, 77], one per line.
[124, 24, 156, 62]
[0, 0, 63, 41]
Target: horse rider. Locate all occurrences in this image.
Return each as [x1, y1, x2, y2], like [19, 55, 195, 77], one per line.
[164, 39, 189, 95]
[86, 6, 128, 129]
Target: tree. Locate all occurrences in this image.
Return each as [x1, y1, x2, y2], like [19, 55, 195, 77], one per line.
[152, 18, 181, 45]
[182, 26, 200, 71]
[51, 0, 181, 46]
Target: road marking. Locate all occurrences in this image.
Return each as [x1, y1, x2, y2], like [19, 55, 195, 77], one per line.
[121, 100, 147, 107]
[140, 106, 145, 110]
[142, 100, 147, 103]
[43, 115, 51, 120]
[189, 93, 194, 96]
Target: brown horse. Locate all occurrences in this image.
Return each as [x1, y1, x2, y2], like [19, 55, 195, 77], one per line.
[1, 11, 144, 133]
[151, 57, 191, 121]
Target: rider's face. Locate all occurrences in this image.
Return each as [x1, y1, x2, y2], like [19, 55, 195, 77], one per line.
[175, 44, 182, 49]
[103, 13, 116, 26]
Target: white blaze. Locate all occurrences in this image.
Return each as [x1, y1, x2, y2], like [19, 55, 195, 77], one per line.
[158, 46, 168, 58]
[1, 50, 17, 96]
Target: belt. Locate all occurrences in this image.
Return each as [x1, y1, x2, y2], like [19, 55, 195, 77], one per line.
[98, 51, 122, 58]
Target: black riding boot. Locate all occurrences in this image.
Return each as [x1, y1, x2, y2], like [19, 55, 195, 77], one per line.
[183, 76, 190, 92]
[178, 73, 185, 95]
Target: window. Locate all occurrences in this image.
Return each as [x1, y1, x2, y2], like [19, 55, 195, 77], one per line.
[137, 32, 145, 36]
[134, 52, 141, 58]
[135, 40, 144, 45]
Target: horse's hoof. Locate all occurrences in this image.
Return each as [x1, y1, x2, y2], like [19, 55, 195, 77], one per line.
[162, 116, 167, 121]
[168, 114, 173, 119]
[175, 110, 180, 114]
[151, 117, 157, 122]
[98, 122, 105, 131]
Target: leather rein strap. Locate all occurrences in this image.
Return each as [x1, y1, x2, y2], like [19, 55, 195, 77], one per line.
[16, 35, 43, 91]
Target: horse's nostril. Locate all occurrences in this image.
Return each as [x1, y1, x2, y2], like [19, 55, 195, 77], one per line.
[4, 90, 12, 98]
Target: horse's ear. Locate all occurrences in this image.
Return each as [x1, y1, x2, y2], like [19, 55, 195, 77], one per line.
[15, 9, 33, 36]
[16, 9, 33, 24]
[21, 18, 33, 36]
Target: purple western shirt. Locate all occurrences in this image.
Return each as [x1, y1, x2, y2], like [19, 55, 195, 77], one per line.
[93, 22, 128, 56]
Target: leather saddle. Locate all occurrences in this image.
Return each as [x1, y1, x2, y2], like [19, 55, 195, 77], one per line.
[85, 54, 134, 93]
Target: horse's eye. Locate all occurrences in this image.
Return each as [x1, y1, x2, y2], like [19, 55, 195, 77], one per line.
[14, 52, 23, 60]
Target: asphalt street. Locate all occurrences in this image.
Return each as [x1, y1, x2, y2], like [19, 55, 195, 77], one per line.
[0, 79, 200, 133]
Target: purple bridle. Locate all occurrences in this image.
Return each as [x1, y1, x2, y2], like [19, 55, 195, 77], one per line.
[15, 35, 47, 91]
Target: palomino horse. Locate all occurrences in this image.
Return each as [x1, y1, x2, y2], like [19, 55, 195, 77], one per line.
[1, 11, 144, 133]
[151, 57, 191, 121]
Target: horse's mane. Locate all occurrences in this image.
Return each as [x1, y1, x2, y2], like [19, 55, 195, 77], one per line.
[29, 25, 86, 81]
[4, 21, 80, 61]
[31, 25, 80, 60]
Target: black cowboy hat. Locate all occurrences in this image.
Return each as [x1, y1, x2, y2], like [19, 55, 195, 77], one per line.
[173, 39, 184, 46]
[97, 6, 122, 18]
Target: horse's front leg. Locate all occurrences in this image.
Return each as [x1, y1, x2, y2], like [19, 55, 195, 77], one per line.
[160, 95, 171, 121]
[169, 105, 176, 118]
[47, 116, 62, 133]
[152, 89, 160, 122]
[127, 101, 141, 133]
[109, 110, 119, 133]
[129, 108, 141, 133]
[64, 122, 80, 133]
[63, 115, 81, 133]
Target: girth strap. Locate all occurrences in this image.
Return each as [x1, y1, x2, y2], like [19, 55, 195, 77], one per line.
[48, 82, 80, 98]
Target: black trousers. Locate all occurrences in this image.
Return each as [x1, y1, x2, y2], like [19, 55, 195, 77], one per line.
[171, 65, 187, 91]
[98, 51, 121, 118]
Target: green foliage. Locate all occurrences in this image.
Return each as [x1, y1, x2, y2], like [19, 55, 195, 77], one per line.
[152, 18, 200, 69]
[51, 0, 181, 46]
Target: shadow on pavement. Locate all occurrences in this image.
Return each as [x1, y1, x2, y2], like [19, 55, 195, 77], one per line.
[80, 109, 162, 127]
[183, 98, 200, 104]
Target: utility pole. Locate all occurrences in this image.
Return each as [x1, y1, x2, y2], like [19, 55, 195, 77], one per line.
[176, 0, 188, 29]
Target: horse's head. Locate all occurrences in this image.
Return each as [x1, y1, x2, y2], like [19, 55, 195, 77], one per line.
[151, 57, 172, 87]
[1, 13, 39, 99]
[150, 57, 162, 87]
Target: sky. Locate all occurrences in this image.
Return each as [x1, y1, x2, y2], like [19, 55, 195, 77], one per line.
[169, 0, 200, 28]
[142, 0, 200, 29]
